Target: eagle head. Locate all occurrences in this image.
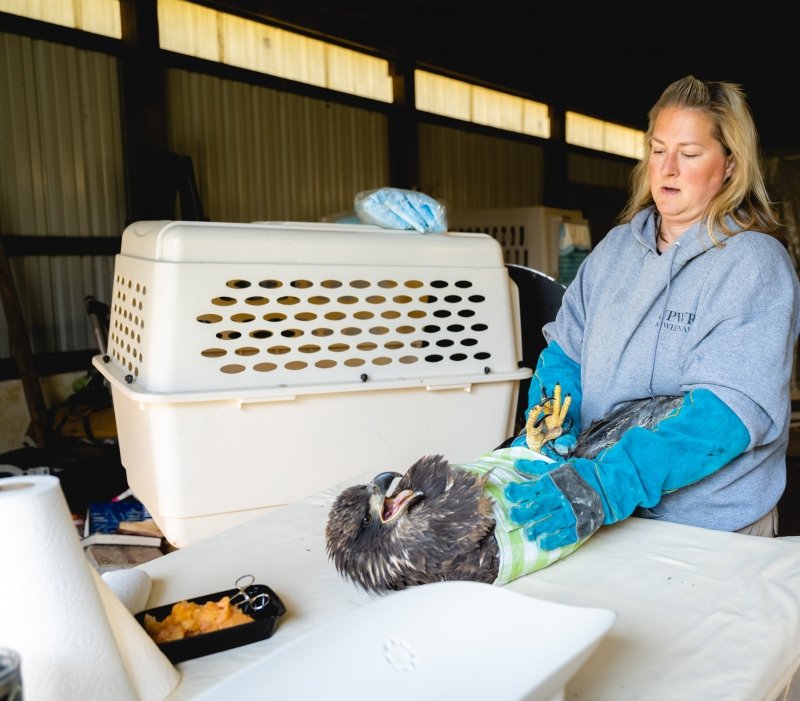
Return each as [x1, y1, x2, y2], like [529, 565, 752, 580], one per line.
[325, 467, 426, 594]
[325, 454, 497, 594]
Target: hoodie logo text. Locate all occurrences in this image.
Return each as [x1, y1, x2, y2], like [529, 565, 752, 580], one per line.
[657, 309, 695, 333]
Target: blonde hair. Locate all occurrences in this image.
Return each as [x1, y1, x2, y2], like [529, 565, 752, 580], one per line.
[619, 75, 780, 237]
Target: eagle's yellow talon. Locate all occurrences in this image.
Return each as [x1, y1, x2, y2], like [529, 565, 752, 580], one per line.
[525, 383, 572, 452]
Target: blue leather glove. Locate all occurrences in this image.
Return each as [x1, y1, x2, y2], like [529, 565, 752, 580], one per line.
[354, 187, 447, 233]
[505, 388, 750, 550]
[511, 341, 582, 460]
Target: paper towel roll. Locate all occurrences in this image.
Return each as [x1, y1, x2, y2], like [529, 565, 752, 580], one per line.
[103, 569, 153, 614]
[0, 476, 180, 701]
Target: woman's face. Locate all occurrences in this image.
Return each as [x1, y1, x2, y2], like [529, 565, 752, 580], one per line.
[648, 106, 733, 232]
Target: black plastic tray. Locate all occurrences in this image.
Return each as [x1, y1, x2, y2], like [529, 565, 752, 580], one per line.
[135, 583, 286, 663]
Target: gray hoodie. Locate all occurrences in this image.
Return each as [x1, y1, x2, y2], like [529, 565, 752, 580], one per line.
[543, 206, 800, 530]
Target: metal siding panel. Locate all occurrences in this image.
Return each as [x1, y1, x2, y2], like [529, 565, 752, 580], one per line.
[0, 33, 124, 357]
[79, 48, 126, 235]
[568, 152, 634, 188]
[418, 123, 544, 211]
[1, 255, 115, 357]
[166, 68, 389, 224]
[0, 33, 48, 236]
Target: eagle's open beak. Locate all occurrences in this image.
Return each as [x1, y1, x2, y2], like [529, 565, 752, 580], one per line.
[370, 471, 402, 496]
[369, 471, 423, 523]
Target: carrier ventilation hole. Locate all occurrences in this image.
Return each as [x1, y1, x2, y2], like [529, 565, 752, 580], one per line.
[254, 362, 277, 372]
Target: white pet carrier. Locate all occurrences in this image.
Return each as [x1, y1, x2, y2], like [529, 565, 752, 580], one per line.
[93, 220, 531, 546]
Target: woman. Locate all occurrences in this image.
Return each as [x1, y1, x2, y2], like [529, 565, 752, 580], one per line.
[505, 75, 800, 550]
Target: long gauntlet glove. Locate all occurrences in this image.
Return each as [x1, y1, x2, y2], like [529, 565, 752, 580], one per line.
[505, 388, 751, 550]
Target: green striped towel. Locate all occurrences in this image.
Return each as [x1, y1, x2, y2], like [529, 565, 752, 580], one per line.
[458, 446, 588, 585]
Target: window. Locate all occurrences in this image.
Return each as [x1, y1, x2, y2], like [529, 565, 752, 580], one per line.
[416, 69, 550, 138]
[566, 111, 644, 159]
[157, 0, 392, 102]
[0, 0, 121, 37]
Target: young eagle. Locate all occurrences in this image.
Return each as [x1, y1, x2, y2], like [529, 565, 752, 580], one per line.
[325, 394, 682, 594]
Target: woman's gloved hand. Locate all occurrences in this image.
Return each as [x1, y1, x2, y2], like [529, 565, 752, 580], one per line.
[506, 461, 604, 550]
[505, 389, 750, 551]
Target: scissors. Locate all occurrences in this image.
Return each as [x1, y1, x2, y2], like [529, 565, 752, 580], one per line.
[229, 574, 270, 612]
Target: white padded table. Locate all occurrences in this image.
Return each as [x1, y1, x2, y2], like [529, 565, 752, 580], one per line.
[137, 472, 800, 701]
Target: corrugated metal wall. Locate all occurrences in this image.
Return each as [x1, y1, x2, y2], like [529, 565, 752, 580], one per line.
[166, 68, 390, 223]
[418, 123, 545, 210]
[0, 32, 124, 356]
[568, 151, 633, 188]
[0, 30, 636, 362]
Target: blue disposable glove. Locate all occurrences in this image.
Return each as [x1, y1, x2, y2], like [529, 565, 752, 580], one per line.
[505, 388, 750, 550]
[354, 187, 447, 233]
[511, 341, 582, 461]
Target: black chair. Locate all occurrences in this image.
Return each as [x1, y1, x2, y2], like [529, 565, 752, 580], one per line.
[506, 263, 567, 434]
